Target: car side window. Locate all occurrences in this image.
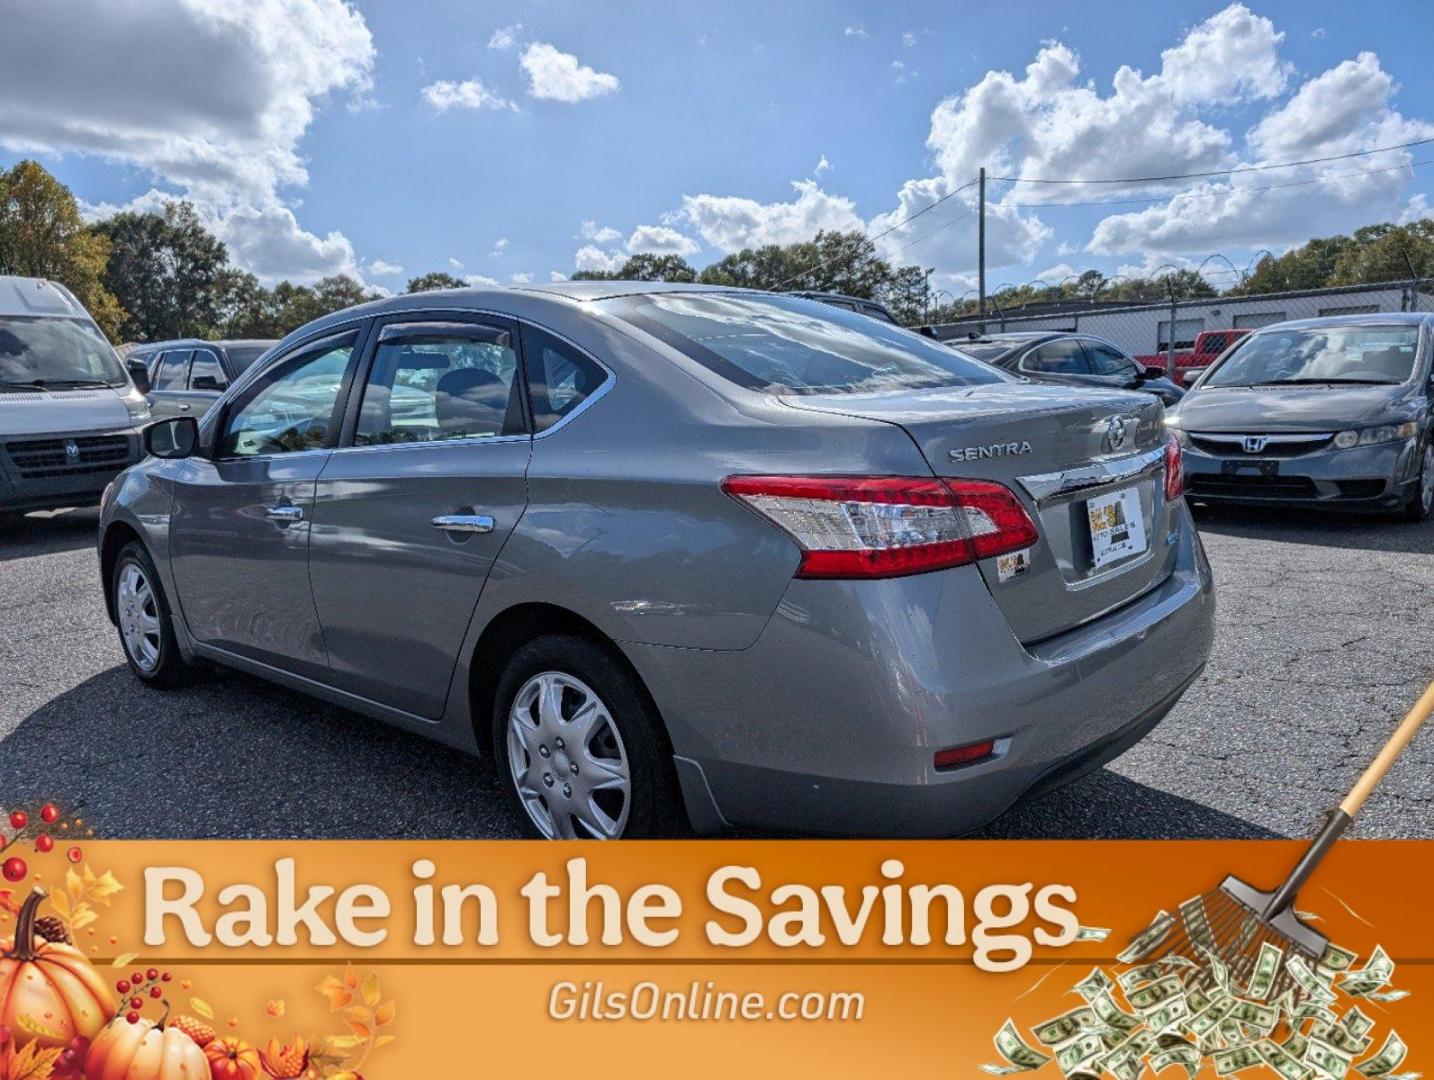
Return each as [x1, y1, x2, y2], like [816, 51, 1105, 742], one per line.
[188, 349, 227, 391]
[1085, 342, 1139, 377]
[219, 336, 356, 458]
[521, 324, 608, 433]
[1025, 339, 1090, 375]
[152, 350, 190, 391]
[355, 324, 523, 446]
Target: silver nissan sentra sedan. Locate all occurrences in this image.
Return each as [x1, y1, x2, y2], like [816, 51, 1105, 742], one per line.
[97, 283, 1214, 838]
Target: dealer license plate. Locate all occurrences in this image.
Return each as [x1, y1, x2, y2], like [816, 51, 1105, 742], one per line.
[1087, 487, 1148, 569]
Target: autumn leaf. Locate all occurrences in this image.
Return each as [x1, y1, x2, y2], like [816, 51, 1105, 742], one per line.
[190, 997, 215, 1020]
[2, 1041, 65, 1080]
[0, 890, 19, 917]
[266, 999, 286, 1019]
[65, 868, 83, 904]
[86, 868, 124, 905]
[374, 1000, 395, 1027]
[373, 1034, 396, 1049]
[342, 963, 359, 990]
[110, 952, 138, 968]
[360, 972, 381, 1008]
[345, 1020, 372, 1040]
[322, 1035, 365, 1052]
[342, 1006, 371, 1025]
[316, 975, 353, 1011]
[47, 891, 70, 920]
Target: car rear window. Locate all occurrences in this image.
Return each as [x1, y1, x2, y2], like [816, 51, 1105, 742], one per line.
[607, 293, 1007, 395]
[1206, 325, 1420, 387]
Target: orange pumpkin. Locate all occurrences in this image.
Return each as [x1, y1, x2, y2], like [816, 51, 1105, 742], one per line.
[85, 1013, 208, 1080]
[0, 887, 115, 1051]
[204, 1036, 262, 1080]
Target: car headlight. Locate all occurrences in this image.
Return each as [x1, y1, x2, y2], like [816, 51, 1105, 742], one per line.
[1333, 422, 1417, 449]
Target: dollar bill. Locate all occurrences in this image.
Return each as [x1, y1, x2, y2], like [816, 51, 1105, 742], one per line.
[1283, 1032, 1310, 1059]
[985, 1019, 1053, 1074]
[1057, 1033, 1107, 1075]
[1128, 975, 1185, 1014]
[1320, 943, 1358, 973]
[1214, 1045, 1263, 1075]
[1146, 997, 1191, 1034]
[1228, 999, 1279, 1033]
[1307, 1037, 1354, 1079]
[1314, 1020, 1373, 1056]
[1151, 1044, 1201, 1078]
[1259, 1039, 1312, 1080]
[1355, 1032, 1407, 1078]
[1074, 967, 1115, 1002]
[1288, 955, 1339, 1005]
[1362, 989, 1409, 1004]
[1076, 925, 1112, 942]
[1199, 945, 1232, 993]
[1118, 911, 1176, 965]
[1187, 997, 1236, 1039]
[1341, 947, 1395, 997]
[1091, 991, 1141, 1034]
[1034, 1007, 1099, 1047]
[1179, 896, 1217, 953]
[1246, 941, 1284, 1001]
[1343, 1008, 1376, 1040]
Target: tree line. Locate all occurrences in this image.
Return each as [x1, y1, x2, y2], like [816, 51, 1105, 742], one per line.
[3, 158, 1431, 344]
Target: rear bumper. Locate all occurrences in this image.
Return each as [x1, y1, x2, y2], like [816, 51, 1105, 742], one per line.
[0, 428, 142, 512]
[630, 505, 1216, 837]
[1184, 438, 1417, 510]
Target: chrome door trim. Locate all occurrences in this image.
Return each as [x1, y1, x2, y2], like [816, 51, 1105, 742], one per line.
[1017, 444, 1166, 504]
[432, 514, 495, 534]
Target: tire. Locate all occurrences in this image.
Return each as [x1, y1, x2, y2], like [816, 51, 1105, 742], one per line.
[111, 540, 198, 688]
[492, 634, 688, 839]
[1405, 440, 1434, 523]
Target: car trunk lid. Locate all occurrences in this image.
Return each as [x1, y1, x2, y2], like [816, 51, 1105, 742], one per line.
[784, 383, 1175, 642]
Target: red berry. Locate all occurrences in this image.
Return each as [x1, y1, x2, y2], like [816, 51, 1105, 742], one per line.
[8, 811, 27, 830]
[150, 986, 162, 999]
[35, 834, 54, 853]
[131, 972, 143, 985]
[66, 846, 82, 863]
[116, 980, 130, 994]
[129, 997, 143, 1010]
[41, 804, 59, 824]
[161, 972, 172, 982]
[146, 968, 159, 981]
[1, 857, 26, 883]
[126, 1012, 140, 1024]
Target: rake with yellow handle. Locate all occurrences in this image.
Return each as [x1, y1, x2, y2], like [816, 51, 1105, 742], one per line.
[1144, 677, 1434, 999]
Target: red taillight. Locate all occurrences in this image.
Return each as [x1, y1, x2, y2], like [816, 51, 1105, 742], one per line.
[721, 474, 1039, 580]
[934, 739, 996, 769]
[1163, 433, 1185, 501]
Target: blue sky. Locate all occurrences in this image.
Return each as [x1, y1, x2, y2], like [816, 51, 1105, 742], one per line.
[3, 1, 1433, 296]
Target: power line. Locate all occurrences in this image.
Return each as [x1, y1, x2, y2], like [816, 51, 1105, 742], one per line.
[999, 158, 1434, 211]
[988, 136, 1434, 186]
[778, 176, 980, 288]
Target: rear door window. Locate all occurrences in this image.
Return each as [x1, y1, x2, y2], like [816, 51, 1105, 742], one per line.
[1084, 341, 1140, 377]
[521, 325, 608, 432]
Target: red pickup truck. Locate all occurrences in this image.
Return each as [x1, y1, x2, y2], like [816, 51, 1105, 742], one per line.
[1137, 329, 1251, 387]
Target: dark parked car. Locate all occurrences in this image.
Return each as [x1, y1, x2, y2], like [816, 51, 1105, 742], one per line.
[1167, 313, 1433, 520]
[953, 332, 1186, 407]
[125, 339, 275, 420]
[785, 291, 903, 325]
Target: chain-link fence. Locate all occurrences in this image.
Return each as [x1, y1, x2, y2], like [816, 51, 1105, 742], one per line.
[928, 279, 1433, 382]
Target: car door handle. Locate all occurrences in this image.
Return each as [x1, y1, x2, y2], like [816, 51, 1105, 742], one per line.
[432, 514, 494, 534]
[178, 402, 191, 411]
[265, 505, 304, 522]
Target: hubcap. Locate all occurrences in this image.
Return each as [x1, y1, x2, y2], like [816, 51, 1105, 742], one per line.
[505, 671, 631, 839]
[116, 563, 161, 673]
[1422, 445, 1434, 512]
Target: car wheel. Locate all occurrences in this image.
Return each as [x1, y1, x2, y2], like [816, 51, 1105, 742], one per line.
[492, 634, 687, 839]
[1405, 441, 1434, 523]
[112, 541, 196, 688]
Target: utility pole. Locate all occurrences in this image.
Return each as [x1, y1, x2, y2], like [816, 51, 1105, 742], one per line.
[977, 167, 986, 333]
[923, 267, 932, 324]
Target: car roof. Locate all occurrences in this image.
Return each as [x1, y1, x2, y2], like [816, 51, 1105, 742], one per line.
[131, 338, 276, 352]
[0, 275, 91, 320]
[1251, 312, 1434, 332]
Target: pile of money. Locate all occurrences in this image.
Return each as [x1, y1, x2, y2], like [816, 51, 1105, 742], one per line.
[983, 906, 1415, 1080]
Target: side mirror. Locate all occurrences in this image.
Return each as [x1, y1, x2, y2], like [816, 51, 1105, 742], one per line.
[192, 374, 227, 392]
[145, 416, 199, 459]
[1141, 365, 1166, 380]
[1182, 370, 1202, 386]
[127, 361, 151, 395]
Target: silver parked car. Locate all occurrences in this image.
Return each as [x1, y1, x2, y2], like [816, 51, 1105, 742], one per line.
[1168, 314, 1433, 521]
[98, 283, 1214, 838]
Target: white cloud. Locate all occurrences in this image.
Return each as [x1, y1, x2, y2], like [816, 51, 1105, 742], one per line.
[421, 78, 517, 112]
[0, 0, 375, 284]
[520, 42, 619, 103]
[578, 220, 623, 244]
[487, 23, 522, 50]
[549, 270, 569, 282]
[366, 258, 403, 276]
[1035, 263, 1078, 282]
[463, 273, 498, 286]
[510, 271, 532, 283]
[844, 25, 867, 38]
[491, 237, 510, 255]
[1157, 3, 1289, 105]
[574, 245, 624, 273]
[626, 224, 700, 257]
[1312, 27, 1326, 39]
[680, 179, 864, 251]
[815, 154, 831, 174]
[902, 31, 917, 49]
[449, 257, 465, 271]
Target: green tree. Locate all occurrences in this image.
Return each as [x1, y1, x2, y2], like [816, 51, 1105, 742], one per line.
[573, 253, 697, 282]
[881, 265, 930, 324]
[1240, 236, 1354, 294]
[1329, 221, 1434, 286]
[407, 270, 467, 292]
[213, 268, 283, 338]
[95, 200, 229, 342]
[0, 160, 124, 340]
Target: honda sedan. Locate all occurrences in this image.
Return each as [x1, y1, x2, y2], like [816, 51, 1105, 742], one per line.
[98, 283, 1214, 838]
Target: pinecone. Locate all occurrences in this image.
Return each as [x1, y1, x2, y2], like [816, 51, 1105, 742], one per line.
[33, 915, 70, 944]
[171, 1015, 216, 1048]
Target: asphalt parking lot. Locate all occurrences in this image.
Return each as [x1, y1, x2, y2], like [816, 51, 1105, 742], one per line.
[1, 505, 1430, 840]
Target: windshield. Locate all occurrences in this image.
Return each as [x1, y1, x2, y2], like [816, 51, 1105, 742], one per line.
[955, 341, 1019, 363]
[608, 293, 1009, 394]
[1205, 325, 1419, 388]
[0, 316, 125, 388]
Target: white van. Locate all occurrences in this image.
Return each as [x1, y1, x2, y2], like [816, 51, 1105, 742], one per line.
[0, 275, 150, 515]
